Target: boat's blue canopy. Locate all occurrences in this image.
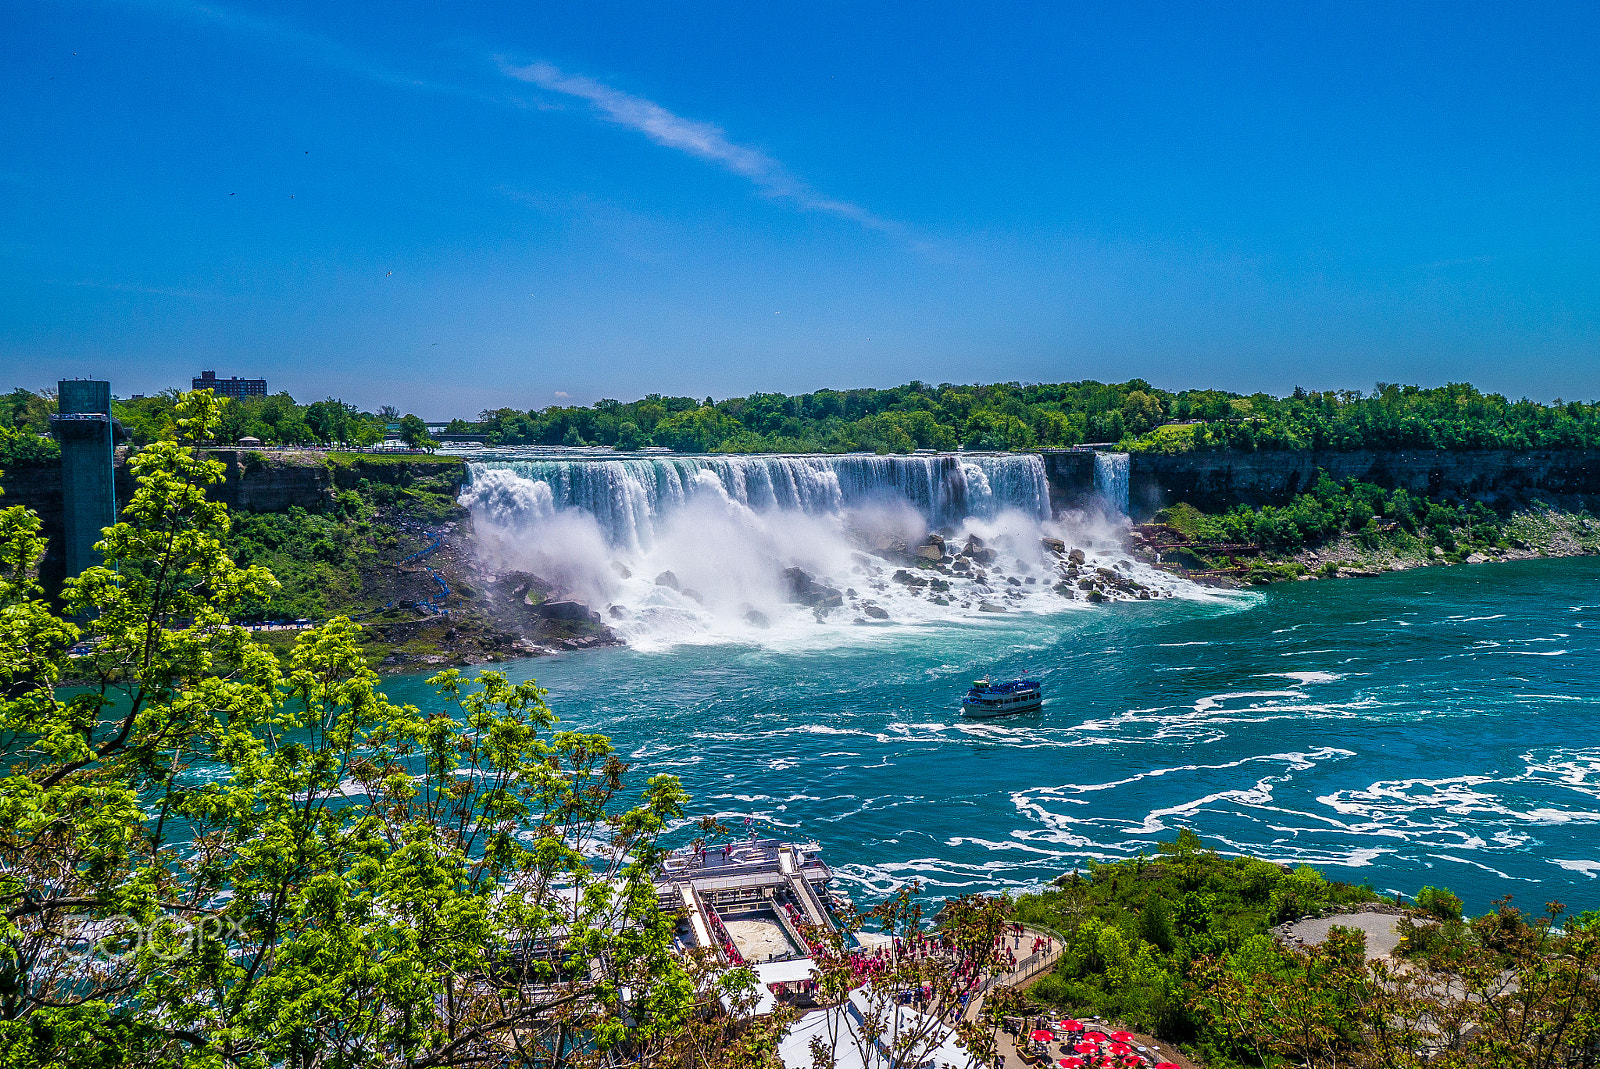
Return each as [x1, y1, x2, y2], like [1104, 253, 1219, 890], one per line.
[966, 678, 1041, 695]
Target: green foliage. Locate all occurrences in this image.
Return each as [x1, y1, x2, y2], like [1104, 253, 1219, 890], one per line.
[1010, 831, 1384, 1044]
[1155, 472, 1508, 554]
[112, 388, 386, 447]
[0, 391, 693, 1068]
[1415, 885, 1464, 922]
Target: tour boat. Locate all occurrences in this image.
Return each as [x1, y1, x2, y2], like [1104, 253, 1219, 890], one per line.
[960, 678, 1043, 717]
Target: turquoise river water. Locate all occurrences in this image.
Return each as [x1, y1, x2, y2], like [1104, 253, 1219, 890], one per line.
[386, 556, 1600, 914]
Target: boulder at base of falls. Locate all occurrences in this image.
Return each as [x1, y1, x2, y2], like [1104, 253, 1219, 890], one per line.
[915, 533, 945, 560]
[1085, 590, 1105, 603]
[1068, 548, 1086, 565]
[1041, 536, 1066, 554]
[535, 600, 601, 624]
[861, 603, 890, 620]
[607, 605, 625, 619]
[978, 601, 1007, 613]
[681, 589, 705, 605]
[744, 609, 771, 628]
[654, 570, 680, 590]
[783, 567, 844, 608]
[611, 561, 632, 579]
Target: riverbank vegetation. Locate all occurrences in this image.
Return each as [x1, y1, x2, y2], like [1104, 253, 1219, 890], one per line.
[1008, 831, 1600, 1068]
[1143, 472, 1600, 582]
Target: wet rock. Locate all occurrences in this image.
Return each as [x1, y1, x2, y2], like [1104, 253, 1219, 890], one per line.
[1025, 577, 1037, 584]
[927, 577, 950, 592]
[978, 601, 1007, 613]
[969, 546, 997, 565]
[611, 561, 632, 579]
[964, 534, 985, 551]
[607, 605, 626, 619]
[1068, 548, 1086, 565]
[682, 588, 705, 605]
[536, 600, 601, 624]
[1006, 576, 1022, 586]
[1466, 552, 1488, 564]
[654, 570, 680, 590]
[1077, 578, 1095, 590]
[1096, 567, 1118, 580]
[744, 609, 771, 628]
[916, 533, 945, 561]
[1041, 537, 1066, 554]
[861, 603, 890, 620]
[1085, 590, 1105, 603]
[782, 567, 842, 608]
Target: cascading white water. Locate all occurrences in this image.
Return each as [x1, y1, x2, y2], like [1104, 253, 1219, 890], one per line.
[459, 450, 1198, 649]
[1093, 452, 1131, 517]
[462, 453, 1051, 551]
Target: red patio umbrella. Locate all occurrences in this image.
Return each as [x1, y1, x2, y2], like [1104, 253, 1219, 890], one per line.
[1085, 1032, 1108, 1043]
[1075, 1043, 1098, 1056]
[1058, 1060, 1082, 1069]
[1031, 1030, 1056, 1043]
[1059, 1020, 1083, 1032]
[1110, 1032, 1134, 1043]
[1154, 1063, 1182, 1069]
[1123, 1057, 1142, 1067]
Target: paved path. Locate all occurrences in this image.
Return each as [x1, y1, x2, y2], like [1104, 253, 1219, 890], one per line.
[962, 927, 1064, 1023]
[1285, 911, 1407, 961]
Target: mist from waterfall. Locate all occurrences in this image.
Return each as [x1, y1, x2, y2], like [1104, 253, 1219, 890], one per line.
[459, 450, 1202, 649]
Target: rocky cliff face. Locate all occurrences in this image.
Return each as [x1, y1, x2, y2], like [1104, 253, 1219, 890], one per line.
[208, 451, 336, 512]
[1128, 449, 1600, 518]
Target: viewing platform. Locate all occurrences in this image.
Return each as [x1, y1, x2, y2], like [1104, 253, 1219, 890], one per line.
[656, 838, 841, 966]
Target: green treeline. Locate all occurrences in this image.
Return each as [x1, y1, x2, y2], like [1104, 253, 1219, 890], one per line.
[441, 380, 1600, 454]
[6, 379, 1600, 456]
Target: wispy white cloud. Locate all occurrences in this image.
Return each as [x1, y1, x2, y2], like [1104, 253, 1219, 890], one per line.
[503, 61, 907, 240]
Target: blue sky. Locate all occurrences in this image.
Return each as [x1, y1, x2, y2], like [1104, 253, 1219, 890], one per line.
[4, 1, 1597, 416]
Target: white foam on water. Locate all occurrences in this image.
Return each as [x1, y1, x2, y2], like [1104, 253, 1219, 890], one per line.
[1552, 860, 1600, 878]
[1261, 671, 1344, 684]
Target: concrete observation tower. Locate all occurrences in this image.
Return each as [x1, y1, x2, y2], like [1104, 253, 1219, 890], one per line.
[51, 380, 117, 578]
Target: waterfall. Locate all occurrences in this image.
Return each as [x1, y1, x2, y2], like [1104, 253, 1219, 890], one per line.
[462, 453, 1052, 550]
[456, 448, 1198, 648]
[1093, 452, 1130, 517]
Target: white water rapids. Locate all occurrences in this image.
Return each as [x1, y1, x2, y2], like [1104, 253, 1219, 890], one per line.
[458, 451, 1210, 650]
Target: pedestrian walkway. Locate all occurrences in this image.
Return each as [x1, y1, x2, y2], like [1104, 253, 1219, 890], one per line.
[963, 926, 1064, 1023]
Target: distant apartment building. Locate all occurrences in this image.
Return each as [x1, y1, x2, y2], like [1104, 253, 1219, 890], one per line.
[193, 370, 268, 399]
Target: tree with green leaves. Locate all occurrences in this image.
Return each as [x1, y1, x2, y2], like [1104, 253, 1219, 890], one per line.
[0, 391, 694, 1068]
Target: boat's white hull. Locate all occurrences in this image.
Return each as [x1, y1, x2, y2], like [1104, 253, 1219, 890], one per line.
[960, 695, 1042, 718]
